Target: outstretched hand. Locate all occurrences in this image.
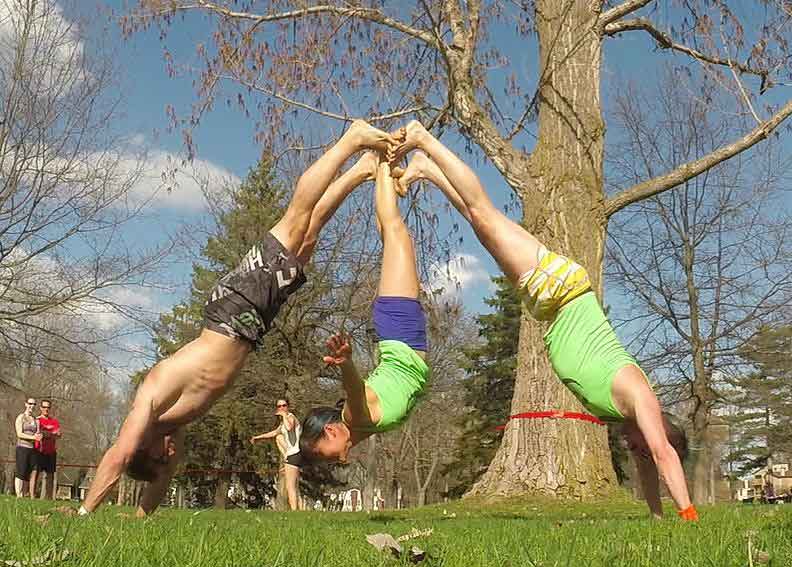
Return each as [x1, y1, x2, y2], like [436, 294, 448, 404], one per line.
[323, 333, 352, 366]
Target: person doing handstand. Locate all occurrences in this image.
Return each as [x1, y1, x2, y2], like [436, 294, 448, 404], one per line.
[300, 158, 429, 462]
[391, 121, 697, 521]
[79, 122, 398, 517]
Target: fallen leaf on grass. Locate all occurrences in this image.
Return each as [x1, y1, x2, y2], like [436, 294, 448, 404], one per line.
[51, 506, 77, 517]
[366, 533, 402, 557]
[397, 528, 433, 542]
[116, 512, 132, 519]
[408, 547, 426, 563]
[32, 515, 50, 525]
[754, 551, 770, 564]
[366, 533, 427, 563]
[2, 548, 71, 567]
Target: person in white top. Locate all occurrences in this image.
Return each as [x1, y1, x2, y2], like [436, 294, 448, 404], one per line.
[14, 398, 42, 498]
[250, 398, 302, 510]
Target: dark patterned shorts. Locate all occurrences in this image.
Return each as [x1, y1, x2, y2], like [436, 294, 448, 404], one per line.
[203, 233, 307, 347]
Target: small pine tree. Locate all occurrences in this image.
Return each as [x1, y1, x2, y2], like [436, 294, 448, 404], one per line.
[445, 276, 520, 496]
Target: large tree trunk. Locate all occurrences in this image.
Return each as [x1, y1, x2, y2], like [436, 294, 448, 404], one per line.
[417, 487, 427, 508]
[362, 436, 377, 511]
[468, 0, 617, 498]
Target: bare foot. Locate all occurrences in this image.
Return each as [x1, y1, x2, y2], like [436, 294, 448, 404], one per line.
[345, 119, 400, 153]
[391, 120, 429, 162]
[350, 151, 379, 182]
[392, 150, 431, 196]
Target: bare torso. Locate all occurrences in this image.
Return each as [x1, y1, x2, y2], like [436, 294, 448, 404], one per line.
[139, 329, 251, 432]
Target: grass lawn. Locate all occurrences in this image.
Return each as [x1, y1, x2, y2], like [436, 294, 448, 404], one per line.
[0, 494, 790, 566]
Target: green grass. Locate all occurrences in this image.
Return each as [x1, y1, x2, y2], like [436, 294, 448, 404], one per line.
[0, 494, 790, 566]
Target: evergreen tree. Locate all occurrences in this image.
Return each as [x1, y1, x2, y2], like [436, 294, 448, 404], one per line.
[446, 276, 520, 496]
[726, 325, 792, 474]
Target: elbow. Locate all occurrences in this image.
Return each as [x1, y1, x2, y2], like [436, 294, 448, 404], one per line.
[107, 445, 136, 470]
[651, 442, 680, 474]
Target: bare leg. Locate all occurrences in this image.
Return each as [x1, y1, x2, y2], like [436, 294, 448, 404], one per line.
[397, 122, 542, 284]
[375, 162, 419, 299]
[296, 152, 378, 264]
[29, 469, 38, 498]
[42, 471, 54, 500]
[393, 151, 471, 222]
[283, 463, 300, 511]
[270, 121, 399, 255]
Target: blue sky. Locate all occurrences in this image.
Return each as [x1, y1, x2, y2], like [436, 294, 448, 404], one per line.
[48, 1, 792, 379]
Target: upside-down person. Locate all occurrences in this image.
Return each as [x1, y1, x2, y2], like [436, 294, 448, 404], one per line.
[390, 121, 697, 521]
[299, 158, 430, 462]
[79, 122, 400, 517]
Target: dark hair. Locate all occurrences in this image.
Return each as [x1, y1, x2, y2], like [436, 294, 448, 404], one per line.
[299, 406, 342, 459]
[662, 412, 689, 461]
[127, 450, 159, 482]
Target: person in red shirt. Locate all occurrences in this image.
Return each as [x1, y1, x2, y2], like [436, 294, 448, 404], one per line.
[31, 400, 61, 499]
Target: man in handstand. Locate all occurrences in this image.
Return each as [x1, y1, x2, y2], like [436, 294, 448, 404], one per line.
[391, 121, 698, 521]
[79, 121, 398, 517]
[299, 158, 429, 462]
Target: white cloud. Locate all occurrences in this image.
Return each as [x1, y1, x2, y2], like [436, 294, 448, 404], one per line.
[426, 253, 492, 298]
[120, 145, 240, 212]
[83, 286, 163, 332]
[0, 0, 85, 95]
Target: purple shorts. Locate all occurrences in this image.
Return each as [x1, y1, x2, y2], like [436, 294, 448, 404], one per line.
[372, 296, 427, 352]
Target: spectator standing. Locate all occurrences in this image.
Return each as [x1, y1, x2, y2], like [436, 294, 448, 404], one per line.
[14, 398, 41, 497]
[250, 398, 303, 510]
[31, 400, 61, 499]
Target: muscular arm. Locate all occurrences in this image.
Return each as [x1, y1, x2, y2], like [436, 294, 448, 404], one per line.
[82, 399, 155, 513]
[136, 429, 184, 517]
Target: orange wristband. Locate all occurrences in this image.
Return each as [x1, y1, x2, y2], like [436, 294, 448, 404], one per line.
[677, 505, 699, 521]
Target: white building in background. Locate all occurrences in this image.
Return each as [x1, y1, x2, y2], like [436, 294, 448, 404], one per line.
[735, 463, 792, 501]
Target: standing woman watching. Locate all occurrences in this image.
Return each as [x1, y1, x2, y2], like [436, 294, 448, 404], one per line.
[250, 399, 303, 510]
[15, 398, 41, 498]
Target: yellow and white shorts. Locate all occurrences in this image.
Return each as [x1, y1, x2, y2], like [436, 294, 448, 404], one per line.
[518, 246, 592, 321]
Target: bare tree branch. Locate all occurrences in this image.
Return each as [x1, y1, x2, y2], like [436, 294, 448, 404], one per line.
[605, 98, 792, 217]
[143, 1, 441, 49]
[603, 17, 769, 82]
[597, 0, 653, 28]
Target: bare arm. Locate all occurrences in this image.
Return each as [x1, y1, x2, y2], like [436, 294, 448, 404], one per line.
[633, 393, 692, 514]
[283, 413, 297, 432]
[136, 429, 184, 517]
[339, 358, 370, 424]
[632, 451, 663, 519]
[15, 415, 38, 442]
[82, 399, 155, 513]
[251, 426, 281, 442]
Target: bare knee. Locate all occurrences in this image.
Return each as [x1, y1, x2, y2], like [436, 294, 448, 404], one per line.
[271, 208, 311, 252]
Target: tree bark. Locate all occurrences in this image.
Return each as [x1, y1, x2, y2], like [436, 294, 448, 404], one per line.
[468, 0, 617, 499]
[362, 435, 378, 511]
